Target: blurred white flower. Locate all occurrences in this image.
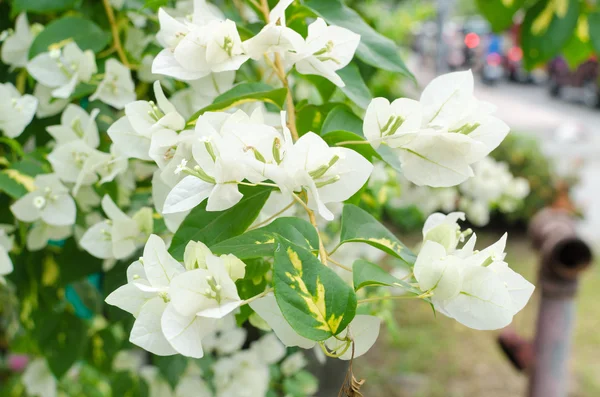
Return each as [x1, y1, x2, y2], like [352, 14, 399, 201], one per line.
[10, 174, 76, 227]
[292, 18, 360, 87]
[0, 82, 37, 138]
[27, 42, 97, 99]
[1, 13, 36, 68]
[90, 59, 136, 109]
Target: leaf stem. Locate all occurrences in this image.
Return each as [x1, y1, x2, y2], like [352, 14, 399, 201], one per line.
[318, 340, 351, 358]
[102, 0, 131, 68]
[248, 201, 295, 230]
[335, 141, 372, 146]
[292, 192, 328, 266]
[357, 292, 431, 305]
[327, 257, 352, 272]
[241, 288, 274, 305]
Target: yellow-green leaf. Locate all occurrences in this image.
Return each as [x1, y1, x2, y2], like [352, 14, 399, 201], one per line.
[274, 237, 356, 341]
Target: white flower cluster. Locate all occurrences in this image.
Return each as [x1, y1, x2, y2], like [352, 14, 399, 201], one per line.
[414, 212, 534, 330]
[106, 234, 248, 357]
[364, 70, 510, 187]
[154, 0, 359, 87]
[458, 157, 530, 226]
[388, 156, 530, 227]
[110, 79, 373, 222]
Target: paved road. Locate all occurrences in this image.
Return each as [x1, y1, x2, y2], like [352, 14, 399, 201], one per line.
[474, 81, 600, 244]
[406, 61, 600, 244]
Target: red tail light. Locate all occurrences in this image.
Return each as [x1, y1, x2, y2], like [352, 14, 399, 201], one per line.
[487, 53, 502, 66]
[465, 32, 480, 49]
[508, 47, 523, 62]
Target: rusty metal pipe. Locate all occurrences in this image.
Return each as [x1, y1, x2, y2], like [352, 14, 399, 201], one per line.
[527, 209, 593, 397]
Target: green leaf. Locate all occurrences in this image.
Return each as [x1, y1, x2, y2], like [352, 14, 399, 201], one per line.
[273, 237, 356, 341]
[55, 238, 103, 285]
[29, 17, 111, 59]
[304, 0, 413, 78]
[154, 355, 188, 389]
[35, 310, 88, 378]
[0, 154, 47, 199]
[337, 63, 372, 109]
[590, 12, 600, 54]
[521, 0, 579, 69]
[169, 185, 272, 260]
[352, 259, 420, 295]
[337, 204, 416, 266]
[377, 145, 403, 173]
[13, 0, 77, 13]
[321, 130, 379, 161]
[476, 0, 526, 32]
[321, 105, 363, 136]
[235, 258, 271, 325]
[295, 103, 339, 136]
[211, 217, 319, 259]
[188, 83, 287, 122]
[562, 20, 593, 69]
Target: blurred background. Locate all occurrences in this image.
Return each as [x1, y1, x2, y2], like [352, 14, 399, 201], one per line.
[337, 0, 600, 396]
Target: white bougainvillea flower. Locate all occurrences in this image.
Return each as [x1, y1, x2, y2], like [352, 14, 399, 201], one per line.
[90, 59, 136, 109]
[422, 211, 468, 253]
[105, 260, 156, 317]
[47, 140, 103, 186]
[0, 82, 38, 138]
[22, 358, 57, 397]
[10, 174, 76, 226]
[213, 350, 270, 397]
[324, 315, 381, 360]
[363, 97, 422, 149]
[109, 81, 185, 160]
[249, 295, 316, 349]
[250, 333, 286, 365]
[169, 251, 243, 318]
[418, 233, 534, 330]
[27, 42, 97, 99]
[106, 237, 215, 358]
[365, 70, 509, 187]
[270, 132, 373, 220]
[95, 144, 129, 185]
[33, 84, 69, 118]
[414, 240, 463, 301]
[80, 195, 152, 260]
[1, 13, 36, 68]
[107, 236, 246, 358]
[151, 170, 189, 233]
[46, 104, 100, 148]
[243, 25, 304, 61]
[26, 222, 71, 252]
[396, 130, 488, 187]
[0, 228, 14, 277]
[169, 71, 235, 119]
[201, 315, 247, 355]
[292, 18, 360, 87]
[161, 118, 249, 213]
[153, 6, 249, 81]
[160, 301, 217, 358]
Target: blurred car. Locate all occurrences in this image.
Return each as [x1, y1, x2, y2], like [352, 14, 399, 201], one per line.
[547, 57, 599, 108]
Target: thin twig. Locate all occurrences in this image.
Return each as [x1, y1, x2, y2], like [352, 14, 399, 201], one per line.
[102, 0, 130, 68]
[357, 293, 428, 305]
[327, 257, 352, 272]
[291, 193, 328, 266]
[249, 201, 296, 230]
[241, 288, 273, 305]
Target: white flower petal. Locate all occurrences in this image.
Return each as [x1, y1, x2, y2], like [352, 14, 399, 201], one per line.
[130, 297, 177, 356]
